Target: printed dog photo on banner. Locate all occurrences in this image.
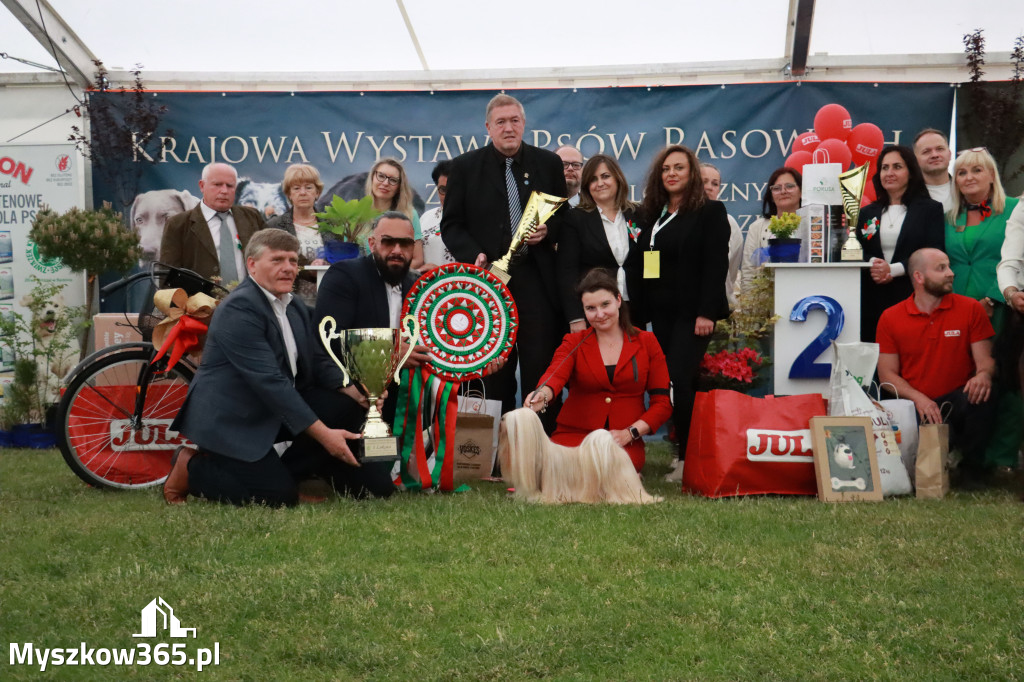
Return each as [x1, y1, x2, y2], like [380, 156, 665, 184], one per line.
[810, 416, 883, 502]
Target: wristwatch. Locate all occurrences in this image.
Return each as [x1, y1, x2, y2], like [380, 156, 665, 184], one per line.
[628, 426, 641, 441]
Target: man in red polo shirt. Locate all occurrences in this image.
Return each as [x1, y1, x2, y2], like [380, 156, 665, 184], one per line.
[877, 248, 997, 487]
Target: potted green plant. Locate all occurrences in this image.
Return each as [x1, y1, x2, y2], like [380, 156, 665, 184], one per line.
[314, 195, 382, 263]
[29, 202, 141, 354]
[767, 212, 803, 263]
[0, 279, 88, 447]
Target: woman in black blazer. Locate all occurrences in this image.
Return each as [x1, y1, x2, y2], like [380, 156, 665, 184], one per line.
[558, 154, 642, 332]
[855, 145, 945, 341]
[637, 145, 731, 465]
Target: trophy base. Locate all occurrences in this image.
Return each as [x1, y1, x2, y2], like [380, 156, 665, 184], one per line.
[351, 436, 399, 463]
[489, 264, 511, 284]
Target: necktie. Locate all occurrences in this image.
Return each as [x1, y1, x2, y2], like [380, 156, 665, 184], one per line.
[216, 211, 239, 282]
[505, 157, 522, 232]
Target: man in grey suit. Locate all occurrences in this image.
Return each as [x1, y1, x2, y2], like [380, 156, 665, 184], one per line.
[160, 162, 265, 282]
[164, 229, 392, 506]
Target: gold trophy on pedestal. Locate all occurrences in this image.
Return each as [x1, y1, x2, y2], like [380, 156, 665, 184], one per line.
[318, 315, 420, 462]
[838, 163, 870, 262]
[489, 191, 566, 284]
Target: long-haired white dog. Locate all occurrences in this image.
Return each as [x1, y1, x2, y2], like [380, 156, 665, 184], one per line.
[499, 408, 661, 504]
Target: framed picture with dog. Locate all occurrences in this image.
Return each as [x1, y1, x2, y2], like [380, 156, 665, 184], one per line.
[809, 417, 883, 502]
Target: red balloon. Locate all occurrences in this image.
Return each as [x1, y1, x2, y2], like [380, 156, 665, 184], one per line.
[812, 138, 853, 170]
[785, 151, 813, 175]
[847, 123, 884, 166]
[814, 103, 852, 141]
[792, 131, 821, 154]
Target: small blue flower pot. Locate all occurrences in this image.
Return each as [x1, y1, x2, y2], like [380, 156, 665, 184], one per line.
[323, 241, 361, 264]
[768, 238, 801, 263]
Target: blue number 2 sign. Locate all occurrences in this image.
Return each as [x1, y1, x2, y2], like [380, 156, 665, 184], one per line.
[789, 296, 845, 379]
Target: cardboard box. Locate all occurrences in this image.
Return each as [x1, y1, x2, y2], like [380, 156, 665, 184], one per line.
[94, 313, 143, 350]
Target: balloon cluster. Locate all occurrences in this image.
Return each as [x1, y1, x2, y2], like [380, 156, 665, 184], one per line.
[785, 103, 883, 204]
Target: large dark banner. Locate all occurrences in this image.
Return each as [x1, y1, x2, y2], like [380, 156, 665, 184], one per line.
[94, 82, 952, 229]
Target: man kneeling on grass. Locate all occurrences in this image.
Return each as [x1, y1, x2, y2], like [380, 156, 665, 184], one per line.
[876, 248, 996, 490]
[163, 228, 395, 506]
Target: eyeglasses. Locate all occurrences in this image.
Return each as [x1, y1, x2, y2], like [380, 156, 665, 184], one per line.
[957, 146, 988, 156]
[436, 185, 447, 196]
[378, 236, 415, 249]
[562, 161, 583, 170]
[373, 170, 400, 186]
[770, 183, 798, 193]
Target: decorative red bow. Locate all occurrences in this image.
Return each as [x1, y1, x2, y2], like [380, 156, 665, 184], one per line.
[150, 289, 218, 371]
[966, 200, 992, 219]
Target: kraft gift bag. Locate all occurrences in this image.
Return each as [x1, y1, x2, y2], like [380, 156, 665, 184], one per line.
[916, 423, 950, 499]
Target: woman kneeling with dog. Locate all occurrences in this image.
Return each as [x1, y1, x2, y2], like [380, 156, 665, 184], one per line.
[525, 268, 672, 472]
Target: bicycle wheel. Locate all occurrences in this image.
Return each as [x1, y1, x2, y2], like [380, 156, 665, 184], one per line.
[57, 347, 195, 489]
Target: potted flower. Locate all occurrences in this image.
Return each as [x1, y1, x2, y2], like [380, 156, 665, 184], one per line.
[767, 212, 803, 263]
[314, 195, 382, 263]
[0, 279, 87, 447]
[29, 202, 140, 354]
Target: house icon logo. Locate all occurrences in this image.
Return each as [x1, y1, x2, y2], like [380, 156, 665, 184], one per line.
[132, 597, 197, 638]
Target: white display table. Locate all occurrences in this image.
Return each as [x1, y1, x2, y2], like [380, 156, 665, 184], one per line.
[766, 262, 870, 397]
[306, 264, 329, 289]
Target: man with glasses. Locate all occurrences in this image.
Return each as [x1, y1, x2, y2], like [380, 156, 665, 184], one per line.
[913, 129, 953, 212]
[419, 160, 455, 269]
[556, 145, 584, 207]
[161, 162, 266, 282]
[442, 94, 568, 428]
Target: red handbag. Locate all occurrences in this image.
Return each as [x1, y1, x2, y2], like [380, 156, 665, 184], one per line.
[682, 390, 827, 497]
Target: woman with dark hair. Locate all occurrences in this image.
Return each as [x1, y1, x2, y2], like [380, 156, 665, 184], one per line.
[558, 154, 642, 333]
[636, 145, 730, 472]
[739, 166, 803, 294]
[855, 144, 945, 341]
[525, 269, 671, 472]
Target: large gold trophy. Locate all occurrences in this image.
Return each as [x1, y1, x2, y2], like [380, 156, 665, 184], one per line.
[318, 315, 420, 462]
[490, 191, 566, 283]
[838, 163, 870, 261]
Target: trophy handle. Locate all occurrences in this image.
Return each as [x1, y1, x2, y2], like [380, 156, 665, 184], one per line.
[394, 314, 421, 384]
[318, 316, 351, 386]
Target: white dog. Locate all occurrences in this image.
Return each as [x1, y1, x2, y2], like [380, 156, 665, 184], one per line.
[499, 408, 661, 504]
[18, 291, 79, 408]
[130, 189, 199, 266]
[832, 442, 856, 470]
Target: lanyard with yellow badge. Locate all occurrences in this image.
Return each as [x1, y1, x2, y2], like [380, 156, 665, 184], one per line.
[644, 206, 675, 279]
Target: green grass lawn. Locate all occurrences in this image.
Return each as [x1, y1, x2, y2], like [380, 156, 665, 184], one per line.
[2, 444, 1022, 681]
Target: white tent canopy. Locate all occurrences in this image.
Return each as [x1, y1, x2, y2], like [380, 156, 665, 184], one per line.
[2, 0, 1021, 89]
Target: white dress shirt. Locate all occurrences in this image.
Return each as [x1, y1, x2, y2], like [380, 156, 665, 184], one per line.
[200, 202, 246, 280]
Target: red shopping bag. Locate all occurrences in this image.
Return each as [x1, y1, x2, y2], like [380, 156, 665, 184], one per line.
[682, 390, 827, 497]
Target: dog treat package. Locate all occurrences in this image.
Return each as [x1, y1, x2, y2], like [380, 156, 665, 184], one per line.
[682, 390, 826, 498]
[451, 413, 495, 483]
[915, 423, 950, 499]
[830, 352, 912, 496]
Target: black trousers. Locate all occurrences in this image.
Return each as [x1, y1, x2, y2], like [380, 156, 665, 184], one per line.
[650, 313, 711, 460]
[281, 386, 395, 500]
[483, 257, 566, 432]
[186, 386, 394, 506]
[931, 386, 997, 475]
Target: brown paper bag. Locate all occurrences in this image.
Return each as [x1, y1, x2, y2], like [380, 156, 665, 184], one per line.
[452, 413, 495, 483]
[915, 423, 950, 499]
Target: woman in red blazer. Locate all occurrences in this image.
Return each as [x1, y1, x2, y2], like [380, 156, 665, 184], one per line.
[525, 269, 672, 472]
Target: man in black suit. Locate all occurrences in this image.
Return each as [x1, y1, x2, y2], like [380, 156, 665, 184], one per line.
[160, 162, 266, 282]
[164, 229, 389, 507]
[441, 94, 568, 424]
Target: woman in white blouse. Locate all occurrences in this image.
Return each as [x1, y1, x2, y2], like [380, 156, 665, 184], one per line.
[557, 154, 642, 333]
[739, 166, 803, 295]
[855, 144, 945, 341]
